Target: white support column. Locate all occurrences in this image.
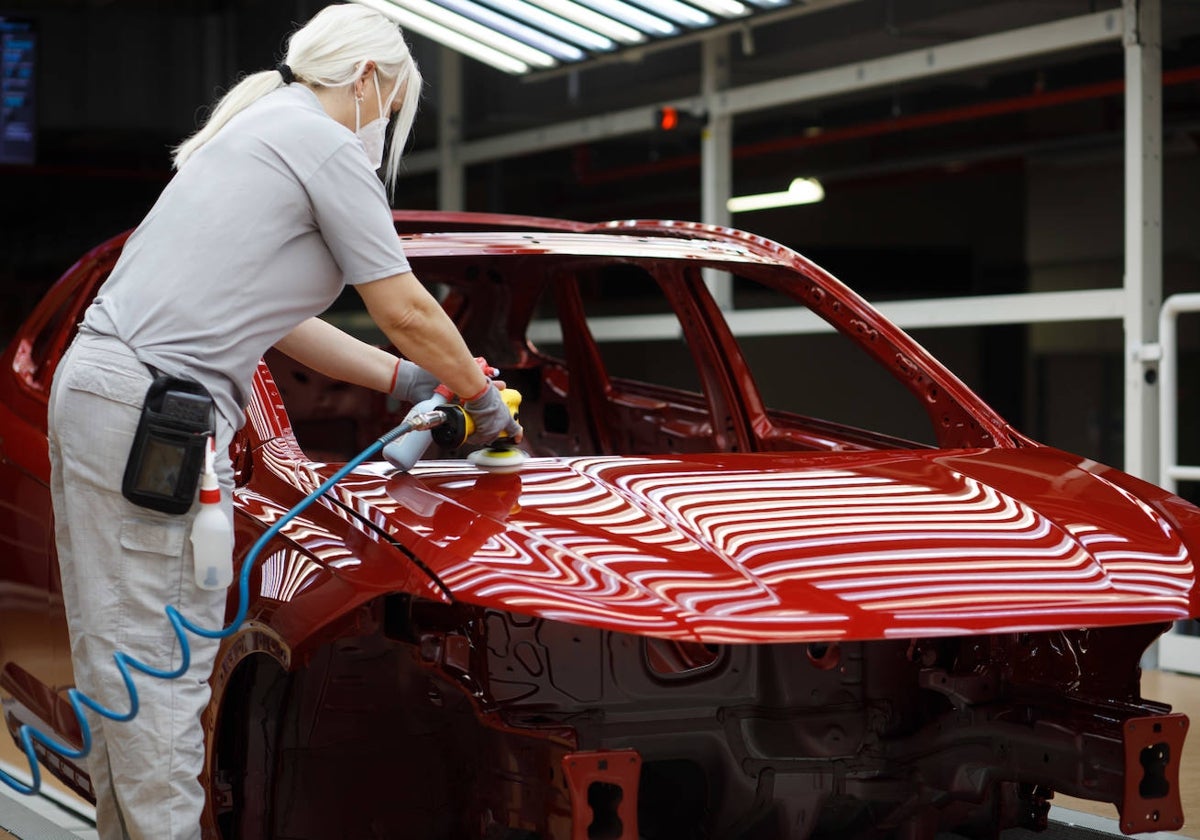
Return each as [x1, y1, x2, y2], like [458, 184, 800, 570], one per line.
[438, 46, 465, 211]
[1123, 0, 1162, 483]
[701, 35, 733, 309]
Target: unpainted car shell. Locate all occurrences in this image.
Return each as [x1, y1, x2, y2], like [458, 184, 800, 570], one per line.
[0, 212, 1197, 839]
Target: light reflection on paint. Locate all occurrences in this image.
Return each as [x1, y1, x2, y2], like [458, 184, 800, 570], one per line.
[420, 455, 1193, 639]
[258, 549, 324, 602]
[235, 484, 363, 571]
[236, 379, 1195, 640]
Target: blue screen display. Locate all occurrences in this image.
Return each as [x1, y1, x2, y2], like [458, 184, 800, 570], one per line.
[1, 16, 35, 165]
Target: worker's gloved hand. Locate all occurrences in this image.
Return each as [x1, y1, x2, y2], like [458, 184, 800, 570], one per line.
[465, 386, 523, 445]
[390, 359, 440, 404]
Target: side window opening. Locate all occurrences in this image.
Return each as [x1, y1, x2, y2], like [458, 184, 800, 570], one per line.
[531, 262, 717, 457]
[723, 269, 938, 447]
[527, 259, 939, 456]
[580, 262, 703, 396]
[282, 254, 939, 462]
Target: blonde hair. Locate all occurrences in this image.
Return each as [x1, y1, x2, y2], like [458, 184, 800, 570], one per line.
[172, 4, 422, 197]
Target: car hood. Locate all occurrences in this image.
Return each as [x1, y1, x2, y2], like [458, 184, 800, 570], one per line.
[325, 448, 1196, 642]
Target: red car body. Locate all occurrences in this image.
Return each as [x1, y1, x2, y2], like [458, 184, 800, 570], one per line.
[1, 211, 1197, 839]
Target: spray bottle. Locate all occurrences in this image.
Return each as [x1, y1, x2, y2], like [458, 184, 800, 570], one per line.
[192, 436, 233, 591]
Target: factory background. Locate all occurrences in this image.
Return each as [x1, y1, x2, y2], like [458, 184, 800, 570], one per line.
[3, 3, 1200, 837]
[2, 0, 1198, 655]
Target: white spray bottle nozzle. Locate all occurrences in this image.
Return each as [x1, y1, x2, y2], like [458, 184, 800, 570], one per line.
[200, 435, 219, 492]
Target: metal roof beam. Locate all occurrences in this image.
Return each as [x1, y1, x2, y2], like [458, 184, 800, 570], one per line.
[717, 9, 1123, 118]
[527, 289, 1129, 343]
[402, 9, 1124, 174]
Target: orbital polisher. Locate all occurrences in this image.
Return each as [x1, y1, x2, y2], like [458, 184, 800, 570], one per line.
[384, 388, 528, 472]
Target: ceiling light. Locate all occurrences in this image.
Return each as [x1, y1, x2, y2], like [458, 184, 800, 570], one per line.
[627, 0, 714, 27]
[474, 0, 619, 51]
[573, 0, 678, 37]
[521, 0, 647, 44]
[682, 0, 750, 16]
[435, 0, 586, 61]
[727, 177, 824, 212]
[360, 0, 792, 74]
[356, 0, 556, 72]
[390, 0, 558, 66]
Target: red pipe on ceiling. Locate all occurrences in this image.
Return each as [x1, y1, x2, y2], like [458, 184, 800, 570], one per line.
[573, 65, 1200, 186]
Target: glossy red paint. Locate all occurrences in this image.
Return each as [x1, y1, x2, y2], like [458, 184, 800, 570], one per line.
[279, 447, 1194, 643]
[1, 211, 1197, 839]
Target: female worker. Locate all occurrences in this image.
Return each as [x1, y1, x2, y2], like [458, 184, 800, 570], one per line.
[46, 5, 520, 839]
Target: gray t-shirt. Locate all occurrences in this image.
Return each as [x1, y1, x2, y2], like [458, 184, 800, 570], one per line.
[84, 83, 411, 430]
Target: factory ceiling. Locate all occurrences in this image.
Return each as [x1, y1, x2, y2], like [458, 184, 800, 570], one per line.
[2, 0, 1198, 215]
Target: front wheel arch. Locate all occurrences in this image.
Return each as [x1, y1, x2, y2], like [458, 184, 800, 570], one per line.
[208, 652, 292, 840]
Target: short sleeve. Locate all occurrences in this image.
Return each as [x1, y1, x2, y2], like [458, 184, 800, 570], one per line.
[304, 141, 411, 285]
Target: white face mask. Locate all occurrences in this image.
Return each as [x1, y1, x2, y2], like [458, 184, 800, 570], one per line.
[355, 74, 391, 170]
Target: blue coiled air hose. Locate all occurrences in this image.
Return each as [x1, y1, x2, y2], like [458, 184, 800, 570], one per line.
[0, 417, 420, 797]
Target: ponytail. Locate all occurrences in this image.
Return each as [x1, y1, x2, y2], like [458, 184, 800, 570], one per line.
[172, 5, 423, 199]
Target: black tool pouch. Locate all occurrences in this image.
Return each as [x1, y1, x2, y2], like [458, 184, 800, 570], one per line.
[122, 374, 215, 515]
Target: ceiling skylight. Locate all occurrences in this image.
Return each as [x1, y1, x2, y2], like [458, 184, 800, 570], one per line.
[354, 0, 793, 74]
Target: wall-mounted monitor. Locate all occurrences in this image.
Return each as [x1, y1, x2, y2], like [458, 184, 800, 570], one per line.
[1, 16, 35, 165]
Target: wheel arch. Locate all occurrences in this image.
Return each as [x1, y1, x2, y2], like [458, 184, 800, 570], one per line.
[203, 627, 293, 839]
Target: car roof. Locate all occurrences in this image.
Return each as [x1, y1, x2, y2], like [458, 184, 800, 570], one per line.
[395, 230, 780, 266]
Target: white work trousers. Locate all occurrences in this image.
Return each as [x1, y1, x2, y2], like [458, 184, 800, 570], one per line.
[48, 330, 234, 840]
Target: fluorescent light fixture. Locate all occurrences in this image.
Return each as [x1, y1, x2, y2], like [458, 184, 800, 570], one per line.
[357, 0, 557, 71]
[475, 0, 618, 51]
[360, 0, 791, 74]
[726, 177, 824, 212]
[682, 0, 749, 16]
[435, 0, 585, 61]
[627, 0, 713, 27]
[389, 0, 559, 66]
[522, 0, 647, 44]
[573, 0, 678, 36]
[356, 0, 532, 72]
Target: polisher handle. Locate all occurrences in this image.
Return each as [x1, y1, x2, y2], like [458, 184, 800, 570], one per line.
[496, 389, 522, 437]
[461, 388, 523, 441]
[431, 388, 522, 448]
